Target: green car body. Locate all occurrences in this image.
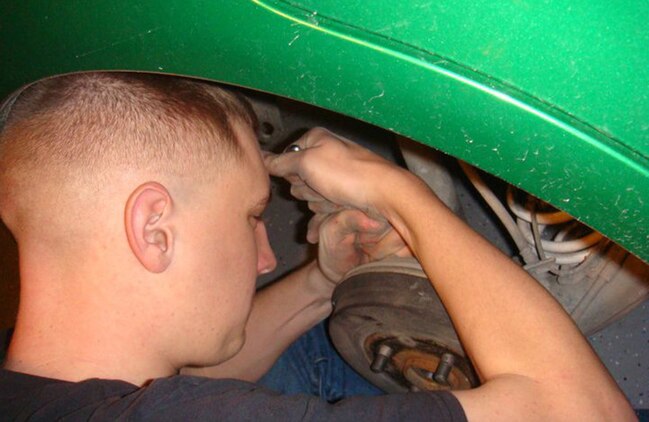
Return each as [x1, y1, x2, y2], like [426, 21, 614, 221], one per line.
[1, 0, 648, 261]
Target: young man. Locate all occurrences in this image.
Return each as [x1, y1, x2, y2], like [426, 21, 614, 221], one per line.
[0, 73, 634, 420]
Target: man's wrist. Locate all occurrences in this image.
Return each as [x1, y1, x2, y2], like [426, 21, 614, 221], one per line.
[304, 260, 336, 305]
[374, 168, 439, 246]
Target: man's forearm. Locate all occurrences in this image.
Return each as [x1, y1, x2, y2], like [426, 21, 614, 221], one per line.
[381, 173, 634, 420]
[183, 261, 334, 382]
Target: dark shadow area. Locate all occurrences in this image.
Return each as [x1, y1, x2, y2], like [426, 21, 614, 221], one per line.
[0, 220, 19, 332]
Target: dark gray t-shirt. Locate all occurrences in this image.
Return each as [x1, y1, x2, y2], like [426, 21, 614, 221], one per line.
[0, 369, 466, 421]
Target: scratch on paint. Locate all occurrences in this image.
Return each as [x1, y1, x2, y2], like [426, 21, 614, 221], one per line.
[460, 128, 474, 144]
[288, 34, 300, 46]
[367, 90, 385, 103]
[75, 27, 162, 59]
[307, 10, 319, 26]
[515, 149, 529, 162]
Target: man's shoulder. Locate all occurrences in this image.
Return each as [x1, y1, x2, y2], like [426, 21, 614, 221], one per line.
[0, 368, 137, 420]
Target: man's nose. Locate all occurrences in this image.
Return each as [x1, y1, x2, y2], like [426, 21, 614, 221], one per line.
[257, 223, 277, 275]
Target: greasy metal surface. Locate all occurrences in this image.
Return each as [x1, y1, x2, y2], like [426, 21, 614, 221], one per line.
[0, 1, 647, 261]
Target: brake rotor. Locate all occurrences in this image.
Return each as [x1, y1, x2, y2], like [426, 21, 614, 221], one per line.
[329, 257, 479, 393]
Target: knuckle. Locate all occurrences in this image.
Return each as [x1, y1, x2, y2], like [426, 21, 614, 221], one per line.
[300, 148, 315, 161]
[289, 184, 302, 197]
[309, 126, 329, 140]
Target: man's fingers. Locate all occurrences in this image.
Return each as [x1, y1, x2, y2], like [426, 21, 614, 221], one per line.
[310, 208, 371, 245]
[264, 151, 305, 179]
[290, 183, 325, 202]
[308, 200, 342, 214]
[307, 213, 329, 244]
[263, 130, 327, 178]
[319, 209, 383, 244]
[361, 229, 413, 260]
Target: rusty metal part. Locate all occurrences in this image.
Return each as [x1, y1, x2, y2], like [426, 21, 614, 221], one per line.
[397, 349, 472, 391]
[329, 257, 479, 393]
[364, 334, 478, 392]
[433, 353, 456, 385]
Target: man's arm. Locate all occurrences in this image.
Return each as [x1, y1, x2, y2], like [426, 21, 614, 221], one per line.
[264, 128, 635, 421]
[383, 178, 633, 420]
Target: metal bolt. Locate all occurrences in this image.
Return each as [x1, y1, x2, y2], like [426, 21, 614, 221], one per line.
[370, 343, 394, 373]
[433, 353, 455, 385]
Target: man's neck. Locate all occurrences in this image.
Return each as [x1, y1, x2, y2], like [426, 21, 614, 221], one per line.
[4, 299, 177, 386]
[6, 243, 183, 386]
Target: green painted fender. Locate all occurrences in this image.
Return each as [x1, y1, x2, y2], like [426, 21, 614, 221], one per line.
[1, 1, 648, 261]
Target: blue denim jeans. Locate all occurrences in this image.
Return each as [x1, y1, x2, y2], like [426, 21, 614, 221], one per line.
[257, 320, 383, 402]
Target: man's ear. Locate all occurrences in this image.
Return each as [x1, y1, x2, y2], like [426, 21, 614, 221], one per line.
[124, 182, 174, 273]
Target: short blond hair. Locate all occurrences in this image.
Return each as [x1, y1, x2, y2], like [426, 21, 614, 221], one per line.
[0, 72, 257, 225]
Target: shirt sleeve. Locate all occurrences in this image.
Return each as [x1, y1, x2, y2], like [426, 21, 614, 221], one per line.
[109, 375, 467, 422]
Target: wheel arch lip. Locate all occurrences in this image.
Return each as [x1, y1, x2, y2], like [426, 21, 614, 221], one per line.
[1, 1, 647, 262]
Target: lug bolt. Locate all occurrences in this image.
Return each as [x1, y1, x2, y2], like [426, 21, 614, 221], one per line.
[433, 353, 455, 385]
[370, 343, 394, 373]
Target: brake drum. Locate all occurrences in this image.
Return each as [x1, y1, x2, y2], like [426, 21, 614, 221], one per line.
[329, 257, 479, 393]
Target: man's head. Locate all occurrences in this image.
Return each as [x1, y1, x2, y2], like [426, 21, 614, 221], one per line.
[1, 72, 262, 236]
[0, 72, 276, 381]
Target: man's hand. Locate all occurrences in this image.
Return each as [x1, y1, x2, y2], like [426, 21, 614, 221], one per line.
[264, 128, 415, 282]
[314, 209, 411, 283]
[264, 127, 422, 222]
